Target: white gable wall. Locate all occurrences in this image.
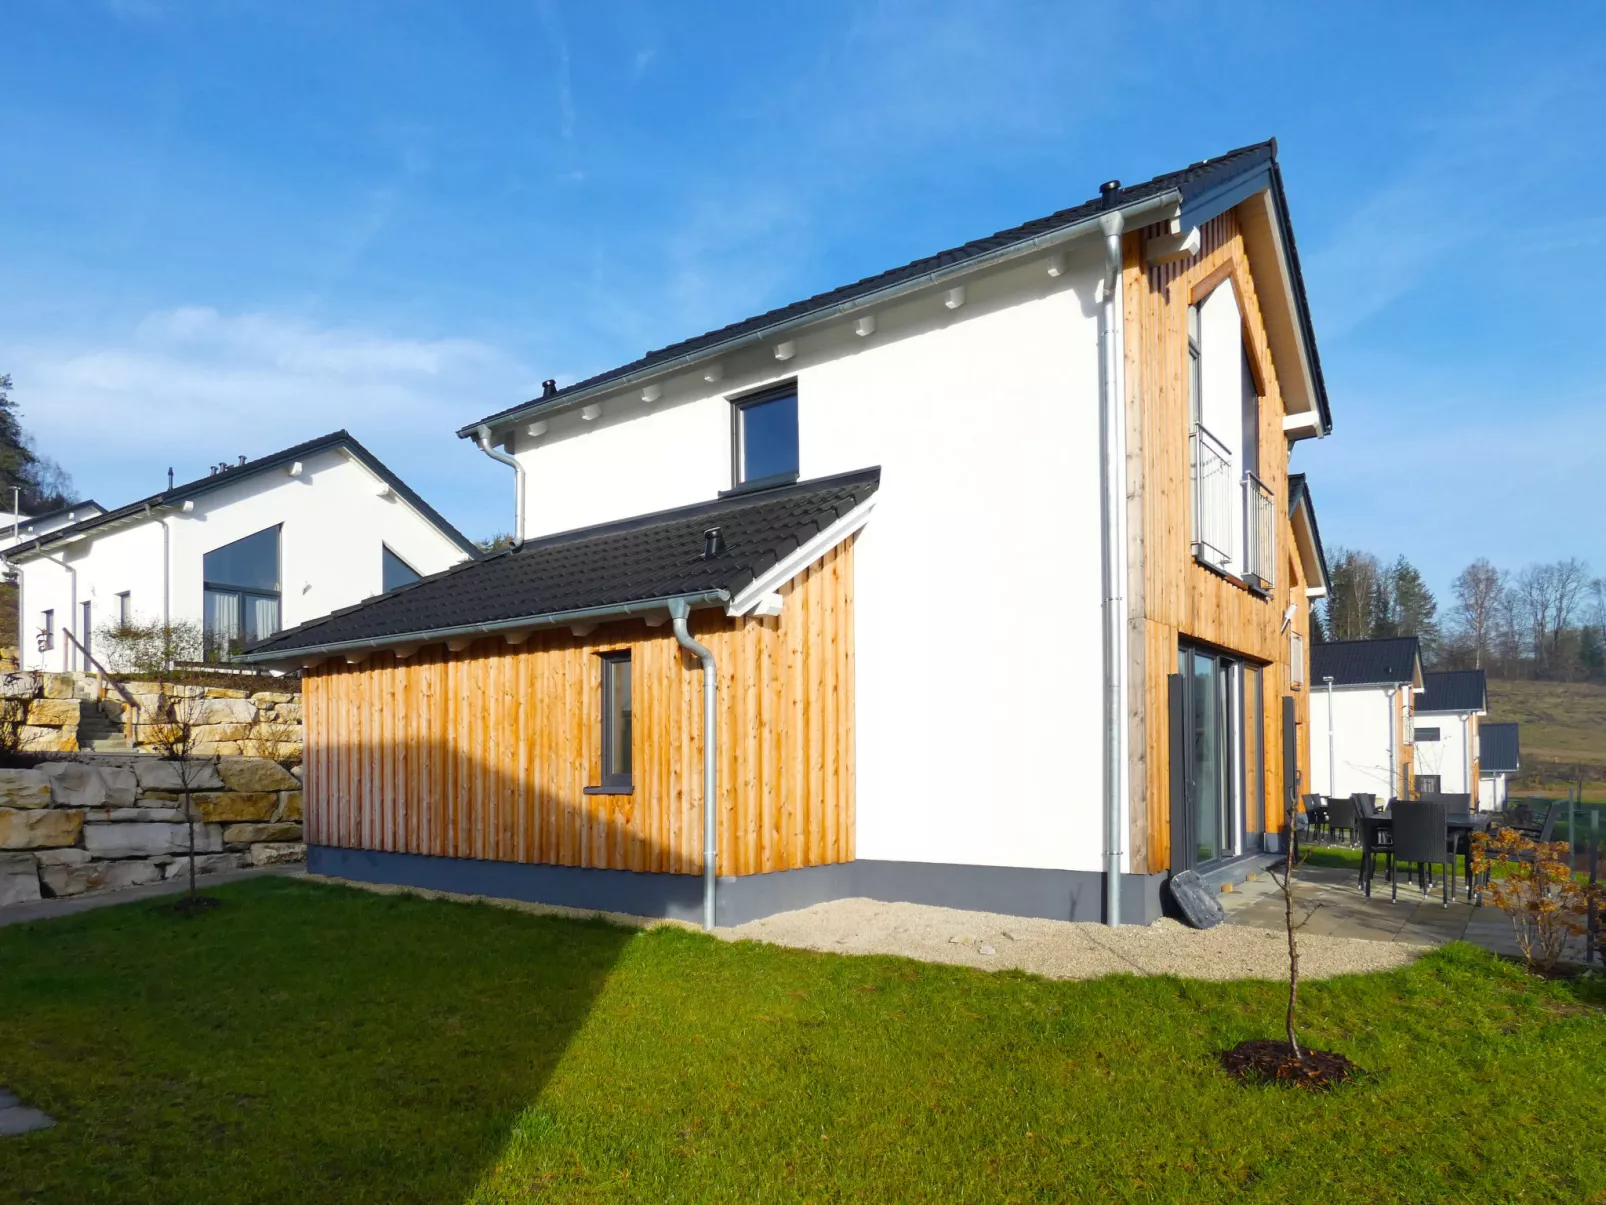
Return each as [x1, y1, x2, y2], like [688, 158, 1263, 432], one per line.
[1412, 712, 1476, 795]
[1309, 684, 1406, 799]
[504, 244, 1112, 872]
[17, 446, 471, 673]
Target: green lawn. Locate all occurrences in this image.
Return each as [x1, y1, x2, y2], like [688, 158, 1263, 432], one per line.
[2, 878, 1605, 1203]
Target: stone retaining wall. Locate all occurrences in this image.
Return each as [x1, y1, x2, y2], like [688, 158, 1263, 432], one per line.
[0, 756, 305, 906]
[1, 674, 82, 753]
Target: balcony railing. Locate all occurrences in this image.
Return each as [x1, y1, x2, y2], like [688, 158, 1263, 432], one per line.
[1242, 470, 1275, 590]
[1191, 423, 1234, 568]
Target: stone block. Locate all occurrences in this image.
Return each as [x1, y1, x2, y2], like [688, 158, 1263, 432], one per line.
[19, 726, 77, 753]
[0, 674, 36, 699]
[0, 769, 52, 810]
[201, 742, 243, 757]
[26, 698, 80, 727]
[82, 821, 222, 858]
[222, 822, 301, 845]
[218, 758, 300, 793]
[209, 688, 251, 700]
[40, 762, 137, 808]
[192, 791, 277, 822]
[132, 759, 224, 792]
[247, 842, 305, 867]
[0, 852, 41, 906]
[34, 847, 90, 867]
[250, 692, 295, 706]
[193, 723, 250, 745]
[42, 673, 75, 700]
[85, 806, 187, 824]
[40, 856, 166, 897]
[272, 703, 302, 722]
[0, 808, 83, 850]
[161, 852, 242, 879]
[196, 698, 255, 725]
[276, 791, 303, 822]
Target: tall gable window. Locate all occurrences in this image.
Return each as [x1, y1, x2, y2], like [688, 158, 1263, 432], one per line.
[203, 525, 281, 659]
[382, 545, 421, 593]
[587, 650, 633, 795]
[731, 384, 799, 490]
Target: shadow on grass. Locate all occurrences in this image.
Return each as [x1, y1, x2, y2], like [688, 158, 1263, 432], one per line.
[0, 874, 639, 1204]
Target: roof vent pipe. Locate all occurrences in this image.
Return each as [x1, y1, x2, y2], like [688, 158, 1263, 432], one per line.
[702, 527, 725, 559]
[1099, 179, 1121, 209]
[474, 424, 526, 549]
[541, 378, 557, 398]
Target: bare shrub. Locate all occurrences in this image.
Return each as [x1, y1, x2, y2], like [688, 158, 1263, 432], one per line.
[1473, 827, 1596, 974]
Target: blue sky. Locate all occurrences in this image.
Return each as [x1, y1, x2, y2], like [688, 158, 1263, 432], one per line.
[3, 1, 1603, 600]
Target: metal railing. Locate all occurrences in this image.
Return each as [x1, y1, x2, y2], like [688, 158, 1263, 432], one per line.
[1242, 470, 1275, 589]
[62, 629, 143, 742]
[1190, 423, 1235, 568]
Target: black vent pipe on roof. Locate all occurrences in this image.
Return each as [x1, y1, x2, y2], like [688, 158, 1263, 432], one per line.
[1099, 179, 1121, 209]
[541, 378, 557, 398]
[702, 527, 725, 559]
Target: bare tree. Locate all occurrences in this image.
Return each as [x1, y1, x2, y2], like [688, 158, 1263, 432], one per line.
[1269, 817, 1303, 1058]
[1451, 558, 1505, 669]
[1551, 558, 1590, 665]
[143, 687, 219, 907]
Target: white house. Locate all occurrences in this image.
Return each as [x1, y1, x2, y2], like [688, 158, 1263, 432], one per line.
[1309, 637, 1424, 802]
[1478, 721, 1521, 810]
[7, 431, 478, 673]
[1410, 669, 1488, 801]
[244, 140, 1336, 928]
[0, 501, 106, 557]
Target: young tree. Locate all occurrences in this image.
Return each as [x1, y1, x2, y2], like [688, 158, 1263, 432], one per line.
[1451, 558, 1505, 669]
[144, 687, 219, 907]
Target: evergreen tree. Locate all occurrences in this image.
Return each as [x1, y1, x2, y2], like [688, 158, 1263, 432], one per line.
[1388, 556, 1441, 663]
[1367, 578, 1396, 638]
[0, 374, 74, 514]
[1580, 625, 1605, 680]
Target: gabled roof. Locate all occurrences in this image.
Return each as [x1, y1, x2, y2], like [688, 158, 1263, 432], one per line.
[240, 467, 881, 662]
[1480, 722, 1521, 773]
[1310, 637, 1423, 688]
[1287, 473, 1330, 594]
[1416, 669, 1488, 714]
[461, 139, 1330, 440]
[8, 431, 477, 560]
[6, 499, 104, 529]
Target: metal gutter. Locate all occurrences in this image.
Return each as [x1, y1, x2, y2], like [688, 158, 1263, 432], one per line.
[457, 191, 1183, 438]
[235, 589, 732, 665]
[668, 598, 719, 932]
[474, 425, 526, 548]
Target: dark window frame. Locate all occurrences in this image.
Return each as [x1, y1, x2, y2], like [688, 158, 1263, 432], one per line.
[40, 608, 54, 651]
[116, 591, 132, 628]
[588, 649, 634, 795]
[728, 381, 800, 494]
[202, 524, 283, 660]
[1415, 726, 1442, 742]
[382, 544, 422, 593]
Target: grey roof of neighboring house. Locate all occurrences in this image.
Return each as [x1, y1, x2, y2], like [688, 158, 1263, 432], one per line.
[1310, 637, 1422, 687]
[241, 467, 880, 660]
[1416, 669, 1488, 714]
[6, 499, 104, 529]
[7, 431, 478, 560]
[1480, 722, 1521, 773]
[461, 139, 1330, 440]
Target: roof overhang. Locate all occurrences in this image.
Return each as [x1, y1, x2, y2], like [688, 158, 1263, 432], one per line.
[457, 191, 1184, 440]
[1288, 480, 1330, 598]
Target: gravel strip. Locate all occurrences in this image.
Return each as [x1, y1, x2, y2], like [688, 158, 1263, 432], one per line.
[723, 898, 1422, 981]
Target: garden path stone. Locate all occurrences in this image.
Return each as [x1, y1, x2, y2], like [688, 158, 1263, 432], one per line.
[0, 1089, 56, 1136]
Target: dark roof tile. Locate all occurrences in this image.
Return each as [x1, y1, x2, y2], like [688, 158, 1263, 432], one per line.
[1310, 637, 1422, 687]
[1480, 722, 1520, 773]
[1417, 669, 1487, 714]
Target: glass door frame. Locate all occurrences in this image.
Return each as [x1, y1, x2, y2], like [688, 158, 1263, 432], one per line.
[1178, 643, 1257, 867]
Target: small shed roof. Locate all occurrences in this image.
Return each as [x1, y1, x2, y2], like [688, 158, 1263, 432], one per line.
[1417, 669, 1488, 714]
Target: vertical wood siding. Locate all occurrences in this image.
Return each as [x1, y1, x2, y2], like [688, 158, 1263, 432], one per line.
[1124, 209, 1315, 873]
[302, 540, 855, 876]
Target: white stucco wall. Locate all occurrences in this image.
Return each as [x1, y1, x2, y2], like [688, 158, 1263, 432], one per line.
[502, 245, 1111, 873]
[1478, 773, 1508, 811]
[1411, 711, 1477, 795]
[1309, 684, 1407, 799]
[16, 445, 471, 673]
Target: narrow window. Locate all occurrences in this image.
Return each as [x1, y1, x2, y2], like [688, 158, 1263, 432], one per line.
[731, 384, 799, 489]
[40, 609, 54, 651]
[598, 651, 633, 792]
[1187, 305, 1202, 426]
[1240, 349, 1261, 481]
[80, 601, 92, 661]
[1289, 631, 1305, 689]
[382, 545, 421, 593]
[202, 525, 281, 659]
[116, 591, 132, 628]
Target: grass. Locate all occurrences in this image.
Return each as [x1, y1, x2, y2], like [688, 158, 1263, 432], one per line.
[2, 878, 1605, 1203]
[1487, 678, 1606, 803]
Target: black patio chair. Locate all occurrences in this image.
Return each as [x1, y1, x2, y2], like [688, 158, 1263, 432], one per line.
[1389, 800, 1456, 908]
[1302, 793, 1329, 841]
[1327, 795, 1358, 846]
[1356, 793, 1391, 895]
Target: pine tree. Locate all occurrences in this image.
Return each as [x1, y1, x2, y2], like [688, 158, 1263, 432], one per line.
[0, 375, 75, 514]
[1367, 578, 1396, 638]
[1389, 556, 1441, 663]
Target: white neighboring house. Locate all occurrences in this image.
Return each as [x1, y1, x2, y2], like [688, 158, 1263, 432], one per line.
[0, 501, 107, 557]
[1309, 637, 1424, 801]
[1478, 721, 1521, 810]
[7, 431, 478, 673]
[1410, 669, 1488, 801]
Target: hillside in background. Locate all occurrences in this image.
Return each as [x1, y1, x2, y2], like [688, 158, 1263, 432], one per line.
[1486, 678, 1606, 803]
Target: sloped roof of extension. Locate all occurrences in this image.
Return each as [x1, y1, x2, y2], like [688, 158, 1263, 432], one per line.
[1480, 722, 1521, 773]
[461, 139, 1330, 441]
[1416, 669, 1488, 714]
[1310, 637, 1423, 688]
[1286, 473, 1330, 593]
[6, 430, 478, 561]
[240, 467, 881, 663]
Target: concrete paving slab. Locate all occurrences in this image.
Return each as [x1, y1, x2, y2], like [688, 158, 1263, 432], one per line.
[0, 1104, 55, 1136]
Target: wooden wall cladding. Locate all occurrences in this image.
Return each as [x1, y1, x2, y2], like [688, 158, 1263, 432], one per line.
[303, 539, 855, 877]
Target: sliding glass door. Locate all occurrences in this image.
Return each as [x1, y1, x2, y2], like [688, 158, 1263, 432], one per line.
[1177, 645, 1259, 867]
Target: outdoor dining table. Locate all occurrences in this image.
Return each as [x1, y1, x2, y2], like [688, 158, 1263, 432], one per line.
[1358, 811, 1495, 900]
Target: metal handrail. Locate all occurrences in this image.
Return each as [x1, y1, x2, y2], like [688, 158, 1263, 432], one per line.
[1190, 423, 1235, 567]
[1242, 470, 1275, 588]
[61, 628, 143, 740]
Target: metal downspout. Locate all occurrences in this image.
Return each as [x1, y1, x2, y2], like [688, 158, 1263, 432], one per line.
[475, 425, 526, 548]
[1098, 206, 1127, 927]
[1324, 675, 1336, 797]
[669, 597, 718, 931]
[1386, 686, 1398, 798]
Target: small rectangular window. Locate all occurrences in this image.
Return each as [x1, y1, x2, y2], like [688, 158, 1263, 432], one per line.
[599, 651, 633, 792]
[1415, 726, 1442, 742]
[40, 609, 54, 651]
[1187, 305, 1202, 426]
[382, 545, 421, 593]
[116, 591, 132, 627]
[732, 385, 799, 489]
[1289, 631, 1305, 688]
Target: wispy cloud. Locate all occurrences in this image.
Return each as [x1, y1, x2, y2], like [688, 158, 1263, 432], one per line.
[537, 0, 576, 140]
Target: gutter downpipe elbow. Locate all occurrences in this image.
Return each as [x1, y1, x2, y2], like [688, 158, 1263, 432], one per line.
[475, 425, 526, 548]
[669, 597, 718, 931]
[1097, 207, 1128, 928]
